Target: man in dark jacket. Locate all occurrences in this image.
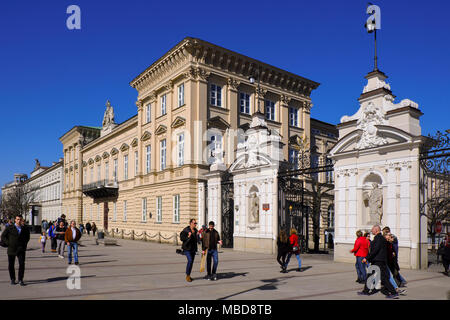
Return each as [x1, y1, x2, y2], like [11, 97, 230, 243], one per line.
[1, 215, 30, 286]
[201, 221, 222, 281]
[180, 219, 198, 282]
[359, 225, 398, 298]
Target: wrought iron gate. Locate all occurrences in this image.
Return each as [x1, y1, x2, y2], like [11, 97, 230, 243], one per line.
[221, 172, 234, 248]
[419, 130, 450, 245]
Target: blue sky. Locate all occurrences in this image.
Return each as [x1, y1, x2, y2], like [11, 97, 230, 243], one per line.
[0, 0, 449, 188]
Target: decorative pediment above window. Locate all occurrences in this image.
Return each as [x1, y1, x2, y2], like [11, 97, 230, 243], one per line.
[120, 143, 129, 152]
[102, 152, 110, 159]
[110, 148, 119, 156]
[88, 158, 94, 165]
[207, 116, 230, 131]
[95, 155, 102, 162]
[141, 131, 152, 141]
[131, 138, 138, 147]
[155, 125, 167, 135]
[171, 116, 186, 129]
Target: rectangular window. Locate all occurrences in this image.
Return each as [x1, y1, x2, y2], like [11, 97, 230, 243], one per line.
[146, 103, 151, 123]
[105, 162, 109, 182]
[173, 194, 180, 223]
[265, 100, 275, 121]
[289, 148, 299, 169]
[177, 133, 184, 166]
[239, 92, 250, 114]
[113, 202, 117, 222]
[289, 107, 298, 127]
[160, 139, 166, 171]
[210, 84, 222, 107]
[208, 134, 223, 164]
[135, 151, 138, 176]
[83, 169, 87, 185]
[146, 145, 151, 174]
[113, 158, 118, 182]
[97, 164, 101, 182]
[178, 83, 184, 107]
[90, 167, 93, 183]
[124, 155, 128, 180]
[123, 200, 127, 222]
[161, 94, 166, 115]
[142, 198, 147, 222]
[156, 196, 162, 223]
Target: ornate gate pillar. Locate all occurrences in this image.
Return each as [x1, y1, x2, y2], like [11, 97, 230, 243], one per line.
[330, 69, 427, 269]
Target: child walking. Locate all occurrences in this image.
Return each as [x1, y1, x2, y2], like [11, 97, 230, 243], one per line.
[39, 231, 47, 253]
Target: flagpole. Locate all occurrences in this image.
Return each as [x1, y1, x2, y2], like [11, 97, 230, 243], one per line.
[374, 28, 378, 71]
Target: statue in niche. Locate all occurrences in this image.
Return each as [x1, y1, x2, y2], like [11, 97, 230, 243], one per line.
[363, 183, 383, 224]
[102, 100, 116, 128]
[248, 190, 260, 225]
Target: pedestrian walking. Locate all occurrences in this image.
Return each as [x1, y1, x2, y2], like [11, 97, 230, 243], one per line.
[39, 231, 47, 253]
[79, 223, 85, 235]
[285, 228, 302, 272]
[201, 221, 223, 281]
[350, 230, 370, 283]
[92, 222, 97, 237]
[180, 219, 198, 282]
[85, 222, 92, 236]
[48, 222, 57, 252]
[55, 221, 67, 258]
[1, 215, 30, 286]
[358, 225, 399, 299]
[65, 220, 82, 265]
[383, 226, 407, 287]
[276, 229, 291, 273]
[440, 232, 450, 276]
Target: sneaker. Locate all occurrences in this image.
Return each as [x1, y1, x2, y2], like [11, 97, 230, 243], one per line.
[204, 275, 211, 280]
[10, 280, 16, 285]
[357, 291, 370, 296]
[212, 274, 218, 281]
[186, 275, 192, 282]
[59, 255, 64, 259]
[397, 289, 407, 295]
[18, 281, 26, 287]
[386, 293, 399, 299]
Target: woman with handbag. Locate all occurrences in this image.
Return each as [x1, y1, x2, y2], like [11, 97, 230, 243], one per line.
[285, 228, 302, 272]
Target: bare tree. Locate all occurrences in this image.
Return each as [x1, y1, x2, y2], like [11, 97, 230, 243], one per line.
[1, 183, 39, 220]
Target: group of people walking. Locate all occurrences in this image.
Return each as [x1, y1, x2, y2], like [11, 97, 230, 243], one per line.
[1, 214, 89, 286]
[277, 228, 302, 273]
[351, 225, 408, 299]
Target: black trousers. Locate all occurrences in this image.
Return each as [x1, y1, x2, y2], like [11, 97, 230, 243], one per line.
[443, 258, 449, 272]
[51, 238, 57, 250]
[277, 251, 288, 268]
[363, 261, 397, 295]
[8, 252, 26, 281]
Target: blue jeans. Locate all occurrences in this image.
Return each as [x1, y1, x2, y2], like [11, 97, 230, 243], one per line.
[206, 249, 219, 275]
[68, 242, 79, 264]
[388, 268, 398, 289]
[355, 257, 367, 281]
[184, 250, 196, 276]
[285, 252, 301, 269]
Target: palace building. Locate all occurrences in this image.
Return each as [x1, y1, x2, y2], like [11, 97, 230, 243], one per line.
[59, 37, 336, 245]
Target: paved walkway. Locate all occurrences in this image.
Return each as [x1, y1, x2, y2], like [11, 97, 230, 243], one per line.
[0, 233, 448, 300]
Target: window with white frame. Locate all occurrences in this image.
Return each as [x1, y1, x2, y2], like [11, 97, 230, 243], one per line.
[160, 139, 166, 171]
[156, 196, 162, 223]
[97, 164, 101, 182]
[289, 148, 299, 169]
[265, 100, 275, 121]
[208, 134, 223, 164]
[124, 154, 128, 180]
[178, 83, 184, 107]
[142, 198, 147, 222]
[177, 133, 184, 166]
[135, 151, 138, 176]
[210, 84, 222, 107]
[173, 194, 180, 223]
[146, 103, 151, 123]
[146, 145, 151, 174]
[239, 92, 250, 114]
[289, 107, 299, 127]
[161, 94, 167, 115]
[123, 200, 127, 222]
[326, 158, 334, 183]
[90, 167, 94, 183]
[328, 205, 335, 228]
[113, 158, 118, 182]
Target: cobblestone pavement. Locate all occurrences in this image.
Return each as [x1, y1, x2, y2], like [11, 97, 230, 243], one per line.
[0, 233, 448, 300]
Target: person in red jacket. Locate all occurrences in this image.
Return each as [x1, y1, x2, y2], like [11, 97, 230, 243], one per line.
[350, 230, 370, 283]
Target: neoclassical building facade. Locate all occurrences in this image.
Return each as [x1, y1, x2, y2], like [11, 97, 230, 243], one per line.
[59, 37, 328, 241]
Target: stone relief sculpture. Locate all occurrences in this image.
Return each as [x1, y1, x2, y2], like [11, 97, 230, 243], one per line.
[248, 190, 260, 225]
[356, 102, 387, 149]
[363, 182, 383, 224]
